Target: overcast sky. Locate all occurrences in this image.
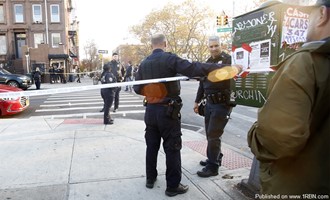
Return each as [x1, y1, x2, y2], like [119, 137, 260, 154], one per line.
[75, 0, 317, 59]
[74, 0, 246, 57]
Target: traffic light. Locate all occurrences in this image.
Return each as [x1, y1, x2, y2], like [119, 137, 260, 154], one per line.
[224, 15, 228, 25]
[216, 16, 223, 26]
[217, 15, 229, 26]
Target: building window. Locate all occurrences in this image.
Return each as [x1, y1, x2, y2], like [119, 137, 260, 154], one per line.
[50, 5, 60, 22]
[52, 33, 61, 47]
[0, 5, 4, 23]
[14, 4, 24, 23]
[0, 35, 7, 55]
[34, 33, 44, 48]
[32, 4, 42, 23]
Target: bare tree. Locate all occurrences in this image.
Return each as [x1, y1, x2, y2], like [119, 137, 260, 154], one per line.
[117, 44, 147, 66]
[129, 0, 272, 62]
[130, 0, 214, 61]
[83, 39, 99, 72]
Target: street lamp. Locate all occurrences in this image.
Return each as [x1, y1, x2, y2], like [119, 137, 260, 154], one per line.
[25, 48, 30, 74]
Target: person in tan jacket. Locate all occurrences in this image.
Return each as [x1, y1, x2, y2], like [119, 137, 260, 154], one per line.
[248, 0, 330, 196]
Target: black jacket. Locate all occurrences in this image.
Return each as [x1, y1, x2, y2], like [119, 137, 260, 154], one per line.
[195, 52, 232, 103]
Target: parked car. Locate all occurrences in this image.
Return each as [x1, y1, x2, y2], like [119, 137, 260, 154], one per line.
[0, 68, 32, 90]
[0, 84, 29, 116]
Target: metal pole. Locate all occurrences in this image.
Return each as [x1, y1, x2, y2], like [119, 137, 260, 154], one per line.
[239, 157, 260, 196]
[233, 0, 235, 17]
[27, 57, 29, 74]
[25, 48, 30, 74]
[101, 58, 104, 71]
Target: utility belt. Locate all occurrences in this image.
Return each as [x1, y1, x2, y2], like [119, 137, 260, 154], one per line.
[144, 98, 183, 120]
[205, 92, 227, 104]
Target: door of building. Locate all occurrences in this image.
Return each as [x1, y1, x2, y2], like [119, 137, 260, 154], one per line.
[15, 33, 26, 59]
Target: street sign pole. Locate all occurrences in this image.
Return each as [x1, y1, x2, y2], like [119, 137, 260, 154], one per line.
[101, 56, 104, 70]
[98, 50, 108, 70]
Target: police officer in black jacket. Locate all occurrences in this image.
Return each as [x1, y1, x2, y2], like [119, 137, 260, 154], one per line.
[33, 67, 42, 90]
[133, 33, 242, 197]
[109, 53, 122, 112]
[193, 36, 234, 177]
[100, 64, 116, 125]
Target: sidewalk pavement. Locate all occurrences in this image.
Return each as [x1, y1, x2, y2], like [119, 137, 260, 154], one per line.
[0, 78, 253, 200]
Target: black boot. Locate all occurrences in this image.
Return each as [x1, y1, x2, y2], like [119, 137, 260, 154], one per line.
[165, 183, 189, 197]
[104, 116, 114, 125]
[104, 120, 114, 125]
[146, 178, 157, 189]
[197, 166, 219, 177]
[200, 159, 209, 166]
[200, 153, 223, 166]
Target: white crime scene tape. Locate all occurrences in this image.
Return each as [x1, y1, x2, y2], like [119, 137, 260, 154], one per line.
[0, 76, 189, 98]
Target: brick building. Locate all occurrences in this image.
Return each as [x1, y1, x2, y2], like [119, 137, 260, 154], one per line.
[0, 0, 79, 82]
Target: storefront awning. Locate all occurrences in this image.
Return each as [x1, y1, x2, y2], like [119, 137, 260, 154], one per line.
[69, 50, 77, 58]
[48, 54, 69, 59]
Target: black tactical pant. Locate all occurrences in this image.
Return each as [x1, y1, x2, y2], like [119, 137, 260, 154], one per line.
[34, 79, 41, 90]
[113, 87, 121, 110]
[204, 102, 231, 169]
[101, 88, 114, 124]
[144, 104, 182, 188]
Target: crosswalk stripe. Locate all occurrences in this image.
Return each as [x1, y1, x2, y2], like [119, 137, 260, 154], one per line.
[36, 104, 144, 112]
[48, 94, 135, 100]
[35, 89, 145, 117]
[40, 102, 102, 107]
[44, 97, 141, 103]
[49, 92, 134, 97]
[45, 98, 102, 103]
[40, 100, 143, 107]
[35, 110, 146, 119]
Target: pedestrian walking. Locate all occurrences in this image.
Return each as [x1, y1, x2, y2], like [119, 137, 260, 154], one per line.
[49, 66, 55, 84]
[132, 65, 138, 81]
[248, 0, 330, 195]
[133, 33, 242, 197]
[58, 65, 66, 84]
[124, 61, 133, 92]
[54, 65, 60, 83]
[76, 66, 81, 83]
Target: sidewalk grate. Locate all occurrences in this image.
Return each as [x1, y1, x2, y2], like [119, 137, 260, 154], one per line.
[183, 141, 252, 170]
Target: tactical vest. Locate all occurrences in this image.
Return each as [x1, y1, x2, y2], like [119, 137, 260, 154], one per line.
[140, 52, 181, 99]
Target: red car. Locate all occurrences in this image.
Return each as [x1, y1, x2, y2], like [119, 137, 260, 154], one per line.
[0, 84, 29, 116]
